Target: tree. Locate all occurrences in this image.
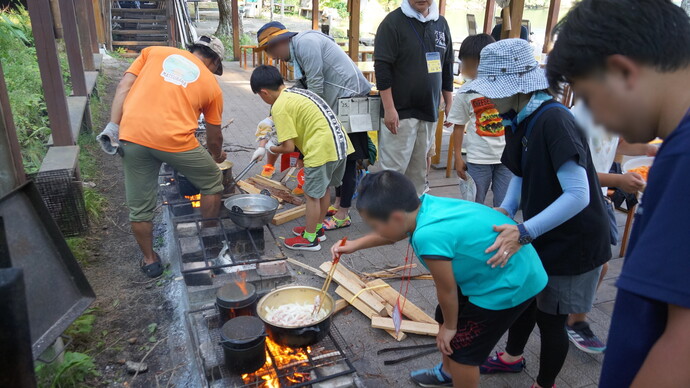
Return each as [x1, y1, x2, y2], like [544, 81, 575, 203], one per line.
[215, 0, 242, 36]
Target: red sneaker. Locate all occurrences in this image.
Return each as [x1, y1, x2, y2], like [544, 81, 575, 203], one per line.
[291, 227, 326, 242]
[283, 234, 321, 251]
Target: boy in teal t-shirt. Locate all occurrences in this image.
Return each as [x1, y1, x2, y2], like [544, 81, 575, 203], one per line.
[332, 170, 547, 388]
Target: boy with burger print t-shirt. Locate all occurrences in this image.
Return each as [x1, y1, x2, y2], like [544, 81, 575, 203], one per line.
[447, 34, 513, 207]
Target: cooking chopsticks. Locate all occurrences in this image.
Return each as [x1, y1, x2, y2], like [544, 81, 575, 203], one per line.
[315, 237, 347, 315]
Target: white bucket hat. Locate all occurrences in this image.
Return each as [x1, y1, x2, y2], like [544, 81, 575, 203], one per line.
[459, 38, 549, 99]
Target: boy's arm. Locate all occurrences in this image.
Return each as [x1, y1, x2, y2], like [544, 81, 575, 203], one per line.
[631, 304, 690, 387]
[425, 258, 458, 356]
[617, 138, 658, 157]
[330, 232, 401, 260]
[452, 124, 467, 179]
[269, 139, 295, 154]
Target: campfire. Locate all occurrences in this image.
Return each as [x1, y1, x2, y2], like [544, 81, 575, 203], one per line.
[184, 194, 201, 208]
[241, 338, 311, 387]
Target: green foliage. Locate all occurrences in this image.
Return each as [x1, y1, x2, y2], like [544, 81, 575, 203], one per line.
[66, 237, 90, 266]
[65, 308, 96, 339]
[217, 33, 254, 60]
[83, 187, 107, 221]
[322, 0, 348, 19]
[35, 351, 100, 388]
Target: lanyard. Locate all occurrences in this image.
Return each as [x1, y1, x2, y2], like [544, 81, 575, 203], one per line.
[406, 18, 427, 52]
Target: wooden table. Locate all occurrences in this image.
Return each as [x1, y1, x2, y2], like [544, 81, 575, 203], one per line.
[343, 46, 375, 62]
[356, 61, 375, 83]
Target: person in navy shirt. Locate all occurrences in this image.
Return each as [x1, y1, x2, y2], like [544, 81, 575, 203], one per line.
[547, 0, 690, 386]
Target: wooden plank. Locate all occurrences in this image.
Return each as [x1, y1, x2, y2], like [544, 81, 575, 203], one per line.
[58, 0, 88, 96]
[271, 204, 306, 225]
[286, 257, 327, 278]
[311, 0, 318, 30]
[0, 62, 26, 193]
[364, 264, 417, 277]
[245, 179, 303, 205]
[366, 279, 437, 324]
[334, 299, 349, 314]
[26, 0, 74, 146]
[372, 317, 439, 336]
[280, 166, 296, 184]
[250, 175, 291, 192]
[114, 18, 167, 23]
[335, 286, 406, 341]
[112, 8, 166, 14]
[112, 41, 170, 46]
[320, 262, 387, 315]
[348, 0, 360, 62]
[92, 0, 104, 44]
[482, 0, 496, 35]
[542, 0, 561, 53]
[84, 0, 99, 52]
[112, 29, 168, 35]
[75, 0, 96, 70]
[366, 274, 434, 281]
[236, 180, 284, 203]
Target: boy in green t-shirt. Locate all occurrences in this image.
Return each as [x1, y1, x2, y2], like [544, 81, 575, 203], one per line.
[250, 65, 353, 251]
[332, 170, 547, 388]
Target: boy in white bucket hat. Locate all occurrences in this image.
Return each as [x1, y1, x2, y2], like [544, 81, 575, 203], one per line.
[459, 38, 611, 388]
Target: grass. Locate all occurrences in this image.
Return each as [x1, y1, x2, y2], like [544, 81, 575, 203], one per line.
[217, 33, 254, 60]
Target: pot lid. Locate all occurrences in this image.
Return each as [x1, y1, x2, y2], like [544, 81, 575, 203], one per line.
[221, 316, 265, 344]
[216, 282, 257, 308]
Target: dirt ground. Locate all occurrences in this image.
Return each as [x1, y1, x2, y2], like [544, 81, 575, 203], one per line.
[74, 56, 181, 388]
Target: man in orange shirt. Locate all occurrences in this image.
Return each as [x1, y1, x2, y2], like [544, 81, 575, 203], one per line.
[105, 36, 226, 278]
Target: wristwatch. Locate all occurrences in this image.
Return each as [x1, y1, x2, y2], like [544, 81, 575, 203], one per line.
[517, 223, 533, 245]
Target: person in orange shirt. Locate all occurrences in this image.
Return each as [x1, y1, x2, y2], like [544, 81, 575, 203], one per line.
[103, 36, 226, 278]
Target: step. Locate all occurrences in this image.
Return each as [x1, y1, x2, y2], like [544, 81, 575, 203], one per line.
[112, 8, 166, 14]
[112, 29, 168, 35]
[111, 18, 167, 23]
[113, 40, 170, 46]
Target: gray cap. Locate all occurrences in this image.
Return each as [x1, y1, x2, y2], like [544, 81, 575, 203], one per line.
[192, 35, 225, 75]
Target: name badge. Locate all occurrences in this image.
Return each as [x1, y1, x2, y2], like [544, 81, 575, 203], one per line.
[426, 52, 442, 73]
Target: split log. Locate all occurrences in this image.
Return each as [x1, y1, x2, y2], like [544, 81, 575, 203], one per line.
[272, 204, 306, 225]
[249, 175, 291, 191]
[320, 262, 387, 315]
[363, 264, 417, 277]
[236, 181, 283, 203]
[371, 317, 439, 336]
[334, 299, 349, 314]
[366, 279, 437, 324]
[335, 286, 406, 341]
[245, 178, 303, 205]
[286, 257, 326, 278]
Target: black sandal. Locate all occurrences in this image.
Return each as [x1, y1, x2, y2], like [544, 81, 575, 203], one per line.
[140, 254, 164, 278]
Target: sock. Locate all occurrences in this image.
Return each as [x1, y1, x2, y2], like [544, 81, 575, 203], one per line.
[437, 363, 452, 380]
[303, 231, 317, 242]
[316, 223, 323, 231]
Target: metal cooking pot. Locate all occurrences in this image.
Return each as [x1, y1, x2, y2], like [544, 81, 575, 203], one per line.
[224, 194, 279, 229]
[256, 286, 334, 348]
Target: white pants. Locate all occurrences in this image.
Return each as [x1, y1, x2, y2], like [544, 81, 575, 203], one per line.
[379, 118, 436, 195]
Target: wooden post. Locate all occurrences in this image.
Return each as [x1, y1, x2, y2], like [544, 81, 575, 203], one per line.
[92, 0, 105, 44]
[348, 0, 360, 62]
[49, 0, 63, 38]
[0, 63, 25, 194]
[231, 0, 241, 61]
[26, 0, 74, 146]
[438, 0, 446, 16]
[84, 0, 100, 52]
[311, 0, 318, 30]
[482, 0, 495, 35]
[542, 0, 561, 53]
[59, 0, 88, 96]
[508, 0, 525, 39]
[75, 0, 96, 70]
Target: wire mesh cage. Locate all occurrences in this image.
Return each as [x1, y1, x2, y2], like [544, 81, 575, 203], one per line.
[31, 169, 89, 237]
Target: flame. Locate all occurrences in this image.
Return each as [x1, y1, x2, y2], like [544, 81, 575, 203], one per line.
[241, 338, 311, 387]
[184, 194, 201, 208]
[236, 271, 248, 295]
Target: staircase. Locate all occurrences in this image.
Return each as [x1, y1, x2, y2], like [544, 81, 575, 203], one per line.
[110, 0, 173, 56]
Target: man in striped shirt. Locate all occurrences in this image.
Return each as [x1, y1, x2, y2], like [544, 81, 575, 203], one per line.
[250, 65, 353, 251]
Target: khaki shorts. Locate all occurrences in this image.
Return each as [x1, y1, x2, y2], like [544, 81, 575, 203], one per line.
[121, 141, 223, 222]
[303, 159, 347, 199]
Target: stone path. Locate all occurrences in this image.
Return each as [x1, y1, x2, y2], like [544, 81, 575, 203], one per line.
[215, 61, 625, 388]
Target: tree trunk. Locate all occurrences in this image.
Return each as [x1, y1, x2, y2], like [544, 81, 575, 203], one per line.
[216, 0, 232, 36]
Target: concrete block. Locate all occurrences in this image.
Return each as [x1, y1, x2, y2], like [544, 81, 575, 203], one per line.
[39, 145, 80, 173]
[85, 71, 98, 96]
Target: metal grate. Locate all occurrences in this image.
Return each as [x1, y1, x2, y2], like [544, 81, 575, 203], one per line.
[31, 169, 89, 237]
[187, 307, 357, 388]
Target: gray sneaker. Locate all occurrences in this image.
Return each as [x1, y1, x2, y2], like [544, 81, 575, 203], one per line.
[410, 362, 452, 387]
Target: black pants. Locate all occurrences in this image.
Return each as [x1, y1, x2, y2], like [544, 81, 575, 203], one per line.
[505, 301, 569, 388]
[334, 159, 357, 208]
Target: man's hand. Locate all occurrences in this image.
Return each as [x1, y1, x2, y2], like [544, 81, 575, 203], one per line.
[485, 224, 522, 268]
[331, 239, 359, 260]
[617, 172, 646, 193]
[384, 108, 400, 134]
[265, 139, 279, 155]
[436, 325, 457, 356]
[212, 151, 227, 164]
[455, 158, 468, 180]
[252, 147, 266, 162]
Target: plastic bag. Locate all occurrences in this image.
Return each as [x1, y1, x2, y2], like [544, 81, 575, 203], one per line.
[458, 174, 477, 202]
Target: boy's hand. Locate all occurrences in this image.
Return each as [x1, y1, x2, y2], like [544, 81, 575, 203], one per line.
[485, 224, 521, 268]
[617, 172, 646, 193]
[455, 158, 468, 180]
[331, 239, 358, 260]
[436, 325, 456, 356]
[384, 108, 400, 134]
